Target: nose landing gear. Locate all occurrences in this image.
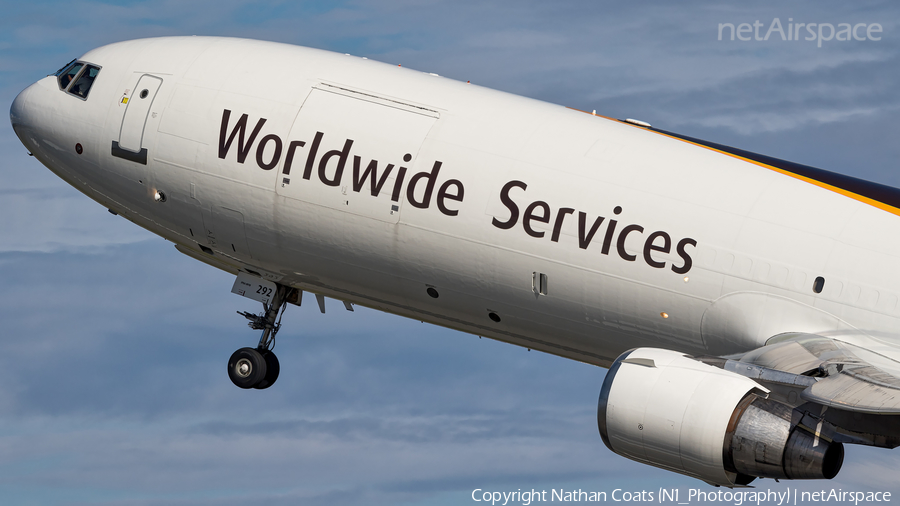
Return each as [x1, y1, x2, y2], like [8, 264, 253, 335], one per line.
[228, 283, 290, 390]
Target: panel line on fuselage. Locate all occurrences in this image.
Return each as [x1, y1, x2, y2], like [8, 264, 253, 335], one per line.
[401, 221, 714, 304]
[291, 275, 612, 364]
[151, 156, 273, 192]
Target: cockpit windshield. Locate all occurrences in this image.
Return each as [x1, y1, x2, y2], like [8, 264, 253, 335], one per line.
[69, 66, 100, 98]
[53, 59, 76, 77]
[58, 62, 83, 90]
[54, 60, 101, 100]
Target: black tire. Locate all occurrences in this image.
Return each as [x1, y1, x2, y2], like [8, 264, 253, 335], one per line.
[254, 350, 280, 390]
[228, 347, 267, 389]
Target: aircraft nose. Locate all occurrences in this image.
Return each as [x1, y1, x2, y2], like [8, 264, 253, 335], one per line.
[10, 80, 49, 154]
[10, 84, 33, 135]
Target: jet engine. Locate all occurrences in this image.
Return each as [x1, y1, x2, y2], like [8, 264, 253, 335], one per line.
[597, 348, 844, 486]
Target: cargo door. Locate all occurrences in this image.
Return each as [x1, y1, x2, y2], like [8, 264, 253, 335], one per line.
[276, 84, 439, 223]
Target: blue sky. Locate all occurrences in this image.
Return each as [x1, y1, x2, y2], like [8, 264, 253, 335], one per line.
[3, 1, 900, 505]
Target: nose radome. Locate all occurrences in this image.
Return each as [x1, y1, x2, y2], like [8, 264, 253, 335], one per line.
[9, 83, 33, 136]
[10, 79, 53, 154]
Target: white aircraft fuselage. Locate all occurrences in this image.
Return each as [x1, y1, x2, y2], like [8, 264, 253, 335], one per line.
[12, 37, 900, 486]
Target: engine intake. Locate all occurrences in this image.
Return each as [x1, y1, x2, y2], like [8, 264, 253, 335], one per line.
[598, 348, 843, 486]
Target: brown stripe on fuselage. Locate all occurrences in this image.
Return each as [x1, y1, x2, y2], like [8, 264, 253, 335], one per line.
[568, 107, 900, 217]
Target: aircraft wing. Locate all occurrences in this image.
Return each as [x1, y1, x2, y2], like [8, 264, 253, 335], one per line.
[726, 333, 900, 415]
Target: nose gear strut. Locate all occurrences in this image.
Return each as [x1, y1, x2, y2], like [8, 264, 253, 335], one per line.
[228, 283, 293, 389]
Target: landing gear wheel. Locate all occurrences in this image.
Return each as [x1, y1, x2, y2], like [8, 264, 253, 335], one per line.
[254, 350, 280, 390]
[228, 347, 267, 389]
[231, 283, 293, 390]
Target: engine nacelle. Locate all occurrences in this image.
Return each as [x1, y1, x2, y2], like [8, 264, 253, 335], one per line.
[598, 348, 844, 486]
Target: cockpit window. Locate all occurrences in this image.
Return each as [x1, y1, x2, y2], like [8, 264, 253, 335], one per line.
[69, 65, 100, 99]
[54, 60, 102, 100]
[58, 62, 83, 90]
[53, 59, 77, 77]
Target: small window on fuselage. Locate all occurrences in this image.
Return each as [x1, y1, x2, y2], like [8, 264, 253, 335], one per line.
[69, 65, 100, 99]
[813, 276, 825, 294]
[58, 62, 84, 90]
